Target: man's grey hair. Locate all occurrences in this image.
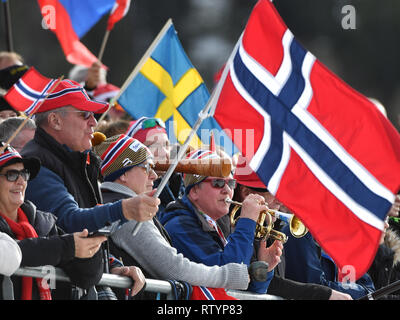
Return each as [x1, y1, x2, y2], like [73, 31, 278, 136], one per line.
[33, 106, 71, 127]
[0, 116, 36, 141]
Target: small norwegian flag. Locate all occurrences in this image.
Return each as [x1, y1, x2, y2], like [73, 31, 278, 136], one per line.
[4, 67, 57, 116]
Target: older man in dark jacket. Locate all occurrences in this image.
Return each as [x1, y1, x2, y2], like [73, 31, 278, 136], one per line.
[21, 79, 159, 233]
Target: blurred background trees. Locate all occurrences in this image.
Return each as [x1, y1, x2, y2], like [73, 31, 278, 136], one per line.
[1, 0, 400, 128]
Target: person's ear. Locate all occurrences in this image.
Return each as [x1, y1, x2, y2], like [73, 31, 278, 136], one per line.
[119, 173, 127, 183]
[188, 184, 200, 201]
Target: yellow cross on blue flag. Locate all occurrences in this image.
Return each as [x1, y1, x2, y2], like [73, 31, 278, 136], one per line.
[117, 20, 238, 155]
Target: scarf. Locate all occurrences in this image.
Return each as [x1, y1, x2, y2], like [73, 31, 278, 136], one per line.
[1, 207, 52, 300]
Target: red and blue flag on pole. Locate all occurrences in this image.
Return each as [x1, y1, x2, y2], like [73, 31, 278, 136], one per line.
[210, 0, 400, 280]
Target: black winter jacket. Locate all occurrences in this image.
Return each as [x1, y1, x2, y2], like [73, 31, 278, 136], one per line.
[22, 127, 103, 208]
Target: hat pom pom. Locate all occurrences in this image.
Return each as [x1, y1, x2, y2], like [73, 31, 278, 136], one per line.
[92, 132, 106, 147]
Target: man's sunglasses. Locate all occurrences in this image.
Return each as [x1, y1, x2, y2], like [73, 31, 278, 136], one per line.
[69, 110, 94, 120]
[55, 110, 94, 120]
[204, 178, 237, 189]
[0, 169, 30, 182]
[136, 162, 156, 175]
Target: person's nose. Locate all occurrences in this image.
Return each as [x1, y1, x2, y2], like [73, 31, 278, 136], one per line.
[88, 114, 98, 127]
[15, 174, 27, 186]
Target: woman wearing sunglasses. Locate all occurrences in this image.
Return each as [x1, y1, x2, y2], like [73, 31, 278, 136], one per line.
[159, 149, 283, 295]
[0, 144, 106, 300]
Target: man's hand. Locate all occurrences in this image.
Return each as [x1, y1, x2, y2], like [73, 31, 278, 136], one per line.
[121, 189, 160, 221]
[257, 239, 283, 272]
[73, 229, 106, 258]
[111, 266, 146, 297]
[85, 61, 102, 90]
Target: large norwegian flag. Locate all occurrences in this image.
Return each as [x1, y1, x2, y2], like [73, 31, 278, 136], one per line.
[211, 0, 400, 280]
[4, 67, 57, 116]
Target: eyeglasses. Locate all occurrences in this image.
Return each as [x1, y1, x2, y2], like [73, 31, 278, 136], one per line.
[55, 110, 94, 120]
[0, 169, 30, 182]
[141, 118, 166, 129]
[204, 178, 237, 189]
[136, 162, 156, 175]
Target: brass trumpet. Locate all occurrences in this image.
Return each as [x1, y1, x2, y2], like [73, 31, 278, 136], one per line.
[226, 198, 308, 243]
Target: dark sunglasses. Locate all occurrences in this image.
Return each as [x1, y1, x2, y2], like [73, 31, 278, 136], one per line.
[141, 118, 166, 129]
[204, 178, 237, 189]
[55, 110, 94, 120]
[69, 110, 94, 120]
[0, 169, 30, 182]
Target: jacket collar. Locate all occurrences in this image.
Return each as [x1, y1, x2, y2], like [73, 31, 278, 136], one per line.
[180, 195, 217, 234]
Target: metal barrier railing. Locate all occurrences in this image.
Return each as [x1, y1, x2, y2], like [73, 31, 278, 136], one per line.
[7, 266, 283, 300]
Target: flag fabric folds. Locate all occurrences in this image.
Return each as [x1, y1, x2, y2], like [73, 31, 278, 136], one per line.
[211, 0, 400, 280]
[107, 0, 131, 31]
[117, 21, 238, 154]
[37, 0, 116, 67]
[4, 67, 56, 116]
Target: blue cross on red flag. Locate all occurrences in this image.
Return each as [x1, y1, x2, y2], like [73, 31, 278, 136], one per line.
[211, 0, 400, 280]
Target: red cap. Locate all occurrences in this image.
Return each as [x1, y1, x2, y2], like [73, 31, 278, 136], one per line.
[38, 79, 109, 113]
[233, 155, 267, 189]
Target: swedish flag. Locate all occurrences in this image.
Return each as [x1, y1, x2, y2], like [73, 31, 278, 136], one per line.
[117, 21, 238, 155]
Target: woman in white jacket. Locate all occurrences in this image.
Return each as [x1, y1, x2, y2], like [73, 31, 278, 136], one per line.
[0, 232, 22, 276]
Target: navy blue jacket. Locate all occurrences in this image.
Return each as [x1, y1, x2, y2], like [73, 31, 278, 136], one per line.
[282, 225, 375, 299]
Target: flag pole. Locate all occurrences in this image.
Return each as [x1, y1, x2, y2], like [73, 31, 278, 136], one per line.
[0, 76, 64, 154]
[3, 0, 14, 51]
[131, 35, 240, 236]
[97, 19, 173, 123]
